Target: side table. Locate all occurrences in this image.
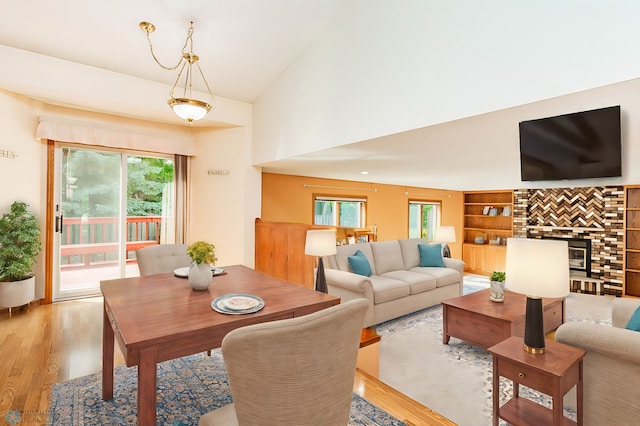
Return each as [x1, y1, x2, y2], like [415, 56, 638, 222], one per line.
[488, 336, 586, 426]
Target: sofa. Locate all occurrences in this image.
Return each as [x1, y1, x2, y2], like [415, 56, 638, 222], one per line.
[322, 238, 465, 328]
[555, 297, 640, 426]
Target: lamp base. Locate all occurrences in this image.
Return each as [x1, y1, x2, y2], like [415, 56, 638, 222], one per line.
[523, 296, 546, 354]
[315, 257, 328, 293]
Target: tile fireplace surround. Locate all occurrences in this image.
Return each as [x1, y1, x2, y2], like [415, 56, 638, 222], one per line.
[512, 186, 624, 296]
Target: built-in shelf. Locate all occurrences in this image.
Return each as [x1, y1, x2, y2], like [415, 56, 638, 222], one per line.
[462, 190, 514, 275]
[624, 186, 640, 297]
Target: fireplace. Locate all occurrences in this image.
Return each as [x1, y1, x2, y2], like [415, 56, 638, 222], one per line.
[543, 237, 591, 277]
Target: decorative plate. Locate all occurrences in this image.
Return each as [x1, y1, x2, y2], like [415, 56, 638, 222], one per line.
[211, 294, 265, 315]
[173, 266, 226, 278]
[173, 267, 189, 278]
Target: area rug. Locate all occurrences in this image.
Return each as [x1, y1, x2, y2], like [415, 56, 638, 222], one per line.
[48, 351, 405, 426]
[47, 349, 404, 426]
[377, 278, 614, 426]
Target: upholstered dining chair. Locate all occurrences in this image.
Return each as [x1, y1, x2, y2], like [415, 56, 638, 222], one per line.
[136, 243, 191, 276]
[199, 298, 369, 426]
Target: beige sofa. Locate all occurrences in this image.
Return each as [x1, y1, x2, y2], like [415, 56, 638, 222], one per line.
[323, 238, 464, 328]
[555, 297, 640, 426]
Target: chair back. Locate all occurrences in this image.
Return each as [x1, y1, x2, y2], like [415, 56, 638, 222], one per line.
[217, 298, 368, 426]
[136, 244, 191, 276]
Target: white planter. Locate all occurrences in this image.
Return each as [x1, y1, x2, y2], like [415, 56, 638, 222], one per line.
[0, 275, 36, 309]
[188, 262, 212, 291]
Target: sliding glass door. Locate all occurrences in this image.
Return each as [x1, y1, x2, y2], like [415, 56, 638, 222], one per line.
[52, 145, 175, 300]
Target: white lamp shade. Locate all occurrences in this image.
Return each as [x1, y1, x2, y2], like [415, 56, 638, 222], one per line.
[304, 229, 337, 256]
[435, 226, 456, 243]
[505, 238, 569, 298]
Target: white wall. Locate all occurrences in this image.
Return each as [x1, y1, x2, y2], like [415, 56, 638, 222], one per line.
[190, 125, 261, 268]
[253, 1, 640, 165]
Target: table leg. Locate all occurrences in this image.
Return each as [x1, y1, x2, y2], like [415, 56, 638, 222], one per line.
[552, 380, 562, 425]
[577, 360, 583, 425]
[442, 305, 451, 344]
[102, 303, 114, 401]
[492, 356, 499, 426]
[138, 347, 158, 426]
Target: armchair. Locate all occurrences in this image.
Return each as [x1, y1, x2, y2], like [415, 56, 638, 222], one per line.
[554, 298, 640, 426]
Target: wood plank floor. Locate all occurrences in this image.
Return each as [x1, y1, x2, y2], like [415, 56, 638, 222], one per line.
[0, 299, 455, 425]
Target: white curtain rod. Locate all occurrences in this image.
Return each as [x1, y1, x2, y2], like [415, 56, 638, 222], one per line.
[404, 191, 451, 198]
[304, 184, 377, 192]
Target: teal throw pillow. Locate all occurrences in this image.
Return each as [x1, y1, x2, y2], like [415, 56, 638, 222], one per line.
[348, 249, 372, 277]
[625, 306, 640, 332]
[418, 243, 445, 267]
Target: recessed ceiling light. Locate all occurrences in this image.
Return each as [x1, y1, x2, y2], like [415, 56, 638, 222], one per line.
[360, 171, 369, 175]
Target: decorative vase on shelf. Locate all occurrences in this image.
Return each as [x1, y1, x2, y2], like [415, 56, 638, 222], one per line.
[188, 261, 212, 291]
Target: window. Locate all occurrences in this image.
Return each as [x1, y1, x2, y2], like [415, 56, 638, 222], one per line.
[409, 201, 440, 239]
[314, 196, 366, 228]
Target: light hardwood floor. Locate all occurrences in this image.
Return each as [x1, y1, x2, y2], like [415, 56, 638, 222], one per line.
[0, 299, 454, 426]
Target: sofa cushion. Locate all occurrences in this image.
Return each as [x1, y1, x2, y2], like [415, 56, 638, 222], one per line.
[370, 240, 405, 274]
[418, 243, 445, 267]
[399, 238, 426, 269]
[368, 275, 411, 304]
[411, 266, 460, 288]
[380, 270, 437, 294]
[348, 250, 372, 277]
[334, 243, 376, 275]
[625, 306, 640, 332]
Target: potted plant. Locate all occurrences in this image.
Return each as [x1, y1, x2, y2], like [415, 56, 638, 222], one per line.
[0, 201, 42, 315]
[489, 271, 506, 302]
[186, 241, 217, 290]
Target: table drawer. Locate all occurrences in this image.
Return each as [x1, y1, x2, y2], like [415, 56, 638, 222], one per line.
[447, 307, 507, 347]
[498, 359, 554, 395]
[543, 302, 563, 332]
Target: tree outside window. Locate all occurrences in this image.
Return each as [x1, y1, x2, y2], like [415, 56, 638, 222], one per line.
[409, 201, 440, 239]
[314, 197, 366, 228]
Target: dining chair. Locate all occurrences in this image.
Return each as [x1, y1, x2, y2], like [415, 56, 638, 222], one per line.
[199, 298, 369, 426]
[135, 243, 191, 276]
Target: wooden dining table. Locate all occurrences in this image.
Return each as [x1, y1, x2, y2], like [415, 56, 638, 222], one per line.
[101, 264, 340, 426]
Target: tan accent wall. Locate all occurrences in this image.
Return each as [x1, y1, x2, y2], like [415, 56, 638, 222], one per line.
[261, 173, 464, 259]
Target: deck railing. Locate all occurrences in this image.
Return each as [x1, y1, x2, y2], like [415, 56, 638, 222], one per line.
[60, 216, 162, 267]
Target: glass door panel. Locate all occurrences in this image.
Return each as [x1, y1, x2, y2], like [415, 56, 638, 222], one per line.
[53, 146, 175, 301]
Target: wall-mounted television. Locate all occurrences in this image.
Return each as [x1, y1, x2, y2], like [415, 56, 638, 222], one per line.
[519, 105, 622, 181]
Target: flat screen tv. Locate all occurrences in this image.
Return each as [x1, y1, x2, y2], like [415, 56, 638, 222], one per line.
[519, 105, 621, 181]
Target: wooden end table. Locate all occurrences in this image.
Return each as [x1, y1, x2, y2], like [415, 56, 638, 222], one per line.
[488, 336, 586, 426]
[442, 289, 565, 349]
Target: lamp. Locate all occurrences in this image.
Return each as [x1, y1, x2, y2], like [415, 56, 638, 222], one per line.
[435, 226, 456, 258]
[304, 229, 337, 293]
[139, 21, 215, 123]
[505, 238, 569, 354]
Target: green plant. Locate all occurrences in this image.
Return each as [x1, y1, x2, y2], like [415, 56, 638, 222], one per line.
[0, 202, 42, 282]
[490, 271, 506, 282]
[187, 240, 217, 265]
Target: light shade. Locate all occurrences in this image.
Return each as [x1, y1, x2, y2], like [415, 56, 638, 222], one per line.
[435, 226, 456, 243]
[505, 238, 569, 298]
[304, 230, 337, 256]
[168, 98, 212, 123]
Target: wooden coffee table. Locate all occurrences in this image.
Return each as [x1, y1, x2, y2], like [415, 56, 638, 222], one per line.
[442, 289, 565, 348]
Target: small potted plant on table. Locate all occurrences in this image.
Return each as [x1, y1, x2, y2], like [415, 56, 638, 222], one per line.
[186, 241, 217, 290]
[490, 271, 506, 302]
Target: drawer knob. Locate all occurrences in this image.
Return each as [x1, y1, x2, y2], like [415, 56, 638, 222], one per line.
[518, 372, 525, 379]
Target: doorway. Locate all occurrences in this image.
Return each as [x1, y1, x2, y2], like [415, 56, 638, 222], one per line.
[52, 145, 176, 300]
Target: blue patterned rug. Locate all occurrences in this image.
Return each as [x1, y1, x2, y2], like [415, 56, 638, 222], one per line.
[48, 350, 405, 425]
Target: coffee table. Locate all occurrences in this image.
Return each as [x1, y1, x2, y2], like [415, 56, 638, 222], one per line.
[101, 265, 339, 426]
[442, 289, 565, 348]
